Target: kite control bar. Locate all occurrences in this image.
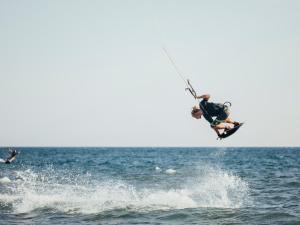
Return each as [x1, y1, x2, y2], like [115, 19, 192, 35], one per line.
[185, 79, 197, 99]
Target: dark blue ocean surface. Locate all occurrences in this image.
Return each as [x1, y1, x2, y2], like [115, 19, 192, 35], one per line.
[0, 147, 299, 225]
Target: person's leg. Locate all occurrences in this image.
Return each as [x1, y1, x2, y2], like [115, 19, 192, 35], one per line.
[214, 123, 230, 130]
[212, 123, 231, 137]
[212, 126, 221, 136]
[224, 118, 240, 126]
[224, 118, 234, 124]
[211, 109, 232, 136]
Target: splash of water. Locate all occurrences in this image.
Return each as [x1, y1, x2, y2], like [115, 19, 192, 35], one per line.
[0, 166, 250, 214]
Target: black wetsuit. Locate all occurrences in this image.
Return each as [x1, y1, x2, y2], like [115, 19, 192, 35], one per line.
[199, 99, 229, 126]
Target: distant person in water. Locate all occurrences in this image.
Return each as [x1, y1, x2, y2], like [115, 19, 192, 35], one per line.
[191, 94, 240, 137]
[5, 149, 19, 164]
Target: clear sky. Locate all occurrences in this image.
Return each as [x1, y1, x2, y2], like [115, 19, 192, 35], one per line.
[0, 0, 299, 147]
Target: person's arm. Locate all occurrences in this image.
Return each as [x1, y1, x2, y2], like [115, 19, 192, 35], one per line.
[196, 94, 210, 101]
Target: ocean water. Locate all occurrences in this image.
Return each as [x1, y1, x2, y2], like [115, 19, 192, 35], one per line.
[0, 147, 299, 225]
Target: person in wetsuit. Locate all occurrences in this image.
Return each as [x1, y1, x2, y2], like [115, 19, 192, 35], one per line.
[191, 94, 240, 137]
[5, 149, 18, 164]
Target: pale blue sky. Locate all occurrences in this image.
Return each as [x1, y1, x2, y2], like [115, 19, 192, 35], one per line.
[0, 0, 299, 146]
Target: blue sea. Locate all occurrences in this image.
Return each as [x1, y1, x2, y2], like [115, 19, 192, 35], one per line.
[0, 147, 299, 225]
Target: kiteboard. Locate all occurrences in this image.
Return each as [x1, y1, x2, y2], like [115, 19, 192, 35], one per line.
[5, 156, 17, 164]
[218, 123, 244, 139]
[0, 157, 17, 164]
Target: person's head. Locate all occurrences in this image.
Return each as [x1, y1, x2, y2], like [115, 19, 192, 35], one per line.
[191, 106, 203, 119]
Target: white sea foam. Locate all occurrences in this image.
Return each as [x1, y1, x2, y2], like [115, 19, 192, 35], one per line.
[190, 166, 249, 208]
[155, 166, 162, 172]
[165, 169, 176, 175]
[0, 167, 250, 214]
[0, 177, 11, 184]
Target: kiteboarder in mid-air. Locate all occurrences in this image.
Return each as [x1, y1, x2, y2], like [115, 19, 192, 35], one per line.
[191, 94, 242, 139]
[162, 47, 243, 139]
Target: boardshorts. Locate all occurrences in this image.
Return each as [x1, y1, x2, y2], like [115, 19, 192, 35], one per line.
[211, 106, 229, 126]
